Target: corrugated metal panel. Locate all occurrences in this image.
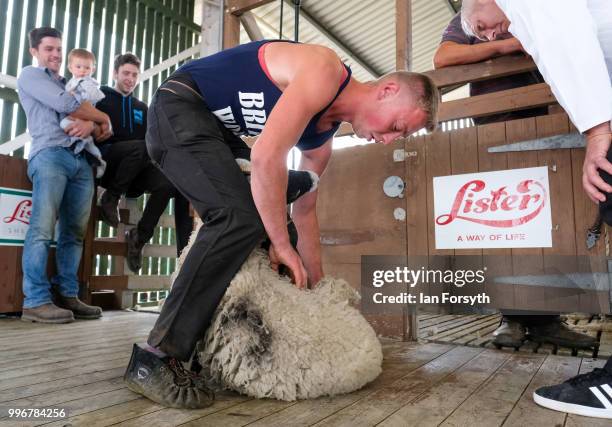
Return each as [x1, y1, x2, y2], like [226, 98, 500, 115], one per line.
[244, 0, 455, 81]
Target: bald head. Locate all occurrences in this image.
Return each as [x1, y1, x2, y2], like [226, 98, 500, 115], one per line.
[461, 0, 510, 41]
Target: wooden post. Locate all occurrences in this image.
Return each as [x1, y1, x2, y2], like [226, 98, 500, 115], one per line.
[223, 1, 241, 49]
[79, 196, 97, 304]
[200, 0, 224, 57]
[396, 0, 412, 71]
[240, 11, 264, 41]
[397, 0, 417, 341]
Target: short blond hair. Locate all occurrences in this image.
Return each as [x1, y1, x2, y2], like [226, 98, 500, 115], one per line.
[379, 71, 440, 133]
[68, 48, 96, 65]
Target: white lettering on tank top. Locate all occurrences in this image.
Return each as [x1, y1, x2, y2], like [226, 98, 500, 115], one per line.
[238, 91, 267, 136]
[212, 106, 243, 136]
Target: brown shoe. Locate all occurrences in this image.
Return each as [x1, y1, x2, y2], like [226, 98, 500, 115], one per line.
[55, 295, 102, 319]
[21, 303, 74, 324]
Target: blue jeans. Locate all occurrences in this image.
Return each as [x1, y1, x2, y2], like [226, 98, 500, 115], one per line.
[22, 146, 94, 309]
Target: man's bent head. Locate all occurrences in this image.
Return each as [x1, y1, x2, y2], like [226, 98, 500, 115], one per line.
[461, 0, 510, 41]
[352, 72, 439, 145]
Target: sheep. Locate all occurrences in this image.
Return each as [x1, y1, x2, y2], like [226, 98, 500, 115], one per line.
[170, 218, 383, 401]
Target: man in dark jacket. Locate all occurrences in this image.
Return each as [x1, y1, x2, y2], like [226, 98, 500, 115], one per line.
[95, 53, 192, 272]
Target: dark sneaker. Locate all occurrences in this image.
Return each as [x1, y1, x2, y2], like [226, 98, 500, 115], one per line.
[55, 295, 102, 319]
[21, 303, 74, 324]
[126, 228, 145, 273]
[492, 318, 526, 349]
[124, 344, 214, 409]
[99, 190, 120, 228]
[533, 358, 612, 419]
[528, 319, 598, 349]
[287, 170, 319, 204]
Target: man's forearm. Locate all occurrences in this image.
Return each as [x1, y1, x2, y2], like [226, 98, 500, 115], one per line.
[293, 197, 323, 286]
[70, 101, 109, 124]
[434, 40, 515, 68]
[250, 155, 292, 249]
[586, 121, 612, 137]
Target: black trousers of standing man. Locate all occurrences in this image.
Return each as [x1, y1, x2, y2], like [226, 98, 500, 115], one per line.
[145, 72, 264, 361]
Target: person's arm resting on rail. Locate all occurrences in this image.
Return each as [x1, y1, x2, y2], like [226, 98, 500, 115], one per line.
[434, 38, 524, 69]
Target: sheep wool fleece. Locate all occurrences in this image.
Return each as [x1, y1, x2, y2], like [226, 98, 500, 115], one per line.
[171, 219, 383, 401]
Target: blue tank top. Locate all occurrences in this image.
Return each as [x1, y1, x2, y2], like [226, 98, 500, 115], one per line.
[178, 40, 352, 151]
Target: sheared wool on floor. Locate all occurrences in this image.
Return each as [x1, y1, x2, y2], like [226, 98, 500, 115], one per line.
[171, 219, 383, 401]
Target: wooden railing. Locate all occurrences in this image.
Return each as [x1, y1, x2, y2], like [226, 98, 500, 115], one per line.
[85, 194, 182, 309]
[336, 54, 553, 137]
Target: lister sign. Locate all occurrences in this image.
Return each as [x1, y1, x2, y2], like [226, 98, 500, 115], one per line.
[434, 167, 552, 249]
[0, 186, 32, 246]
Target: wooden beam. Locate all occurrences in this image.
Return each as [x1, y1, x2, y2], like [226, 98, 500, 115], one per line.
[223, 3, 241, 49]
[142, 244, 178, 258]
[200, 0, 223, 57]
[90, 275, 128, 291]
[424, 54, 537, 89]
[93, 239, 126, 256]
[396, 0, 412, 343]
[127, 275, 172, 290]
[438, 82, 556, 122]
[396, 0, 411, 71]
[240, 11, 264, 41]
[80, 198, 97, 303]
[226, 0, 275, 16]
[93, 239, 177, 258]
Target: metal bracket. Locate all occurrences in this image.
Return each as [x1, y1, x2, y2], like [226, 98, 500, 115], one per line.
[493, 273, 611, 292]
[393, 149, 418, 162]
[488, 133, 585, 153]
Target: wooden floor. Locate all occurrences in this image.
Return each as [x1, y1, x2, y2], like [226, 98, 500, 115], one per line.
[0, 311, 609, 427]
[419, 313, 612, 358]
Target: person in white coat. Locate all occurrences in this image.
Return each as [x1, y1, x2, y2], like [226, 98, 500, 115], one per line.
[461, 0, 612, 419]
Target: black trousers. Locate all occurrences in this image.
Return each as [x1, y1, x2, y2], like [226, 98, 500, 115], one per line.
[145, 73, 264, 361]
[98, 140, 193, 255]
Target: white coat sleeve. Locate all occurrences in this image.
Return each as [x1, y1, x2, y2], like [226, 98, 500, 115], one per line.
[495, 0, 612, 133]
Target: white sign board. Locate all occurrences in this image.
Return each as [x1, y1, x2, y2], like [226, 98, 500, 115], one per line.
[434, 167, 552, 249]
[0, 186, 32, 246]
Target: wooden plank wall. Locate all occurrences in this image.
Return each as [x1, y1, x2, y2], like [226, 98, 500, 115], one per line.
[0, 155, 30, 312]
[0, 155, 96, 312]
[318, 142, 408, 339]
[318, 113, 610, 339]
